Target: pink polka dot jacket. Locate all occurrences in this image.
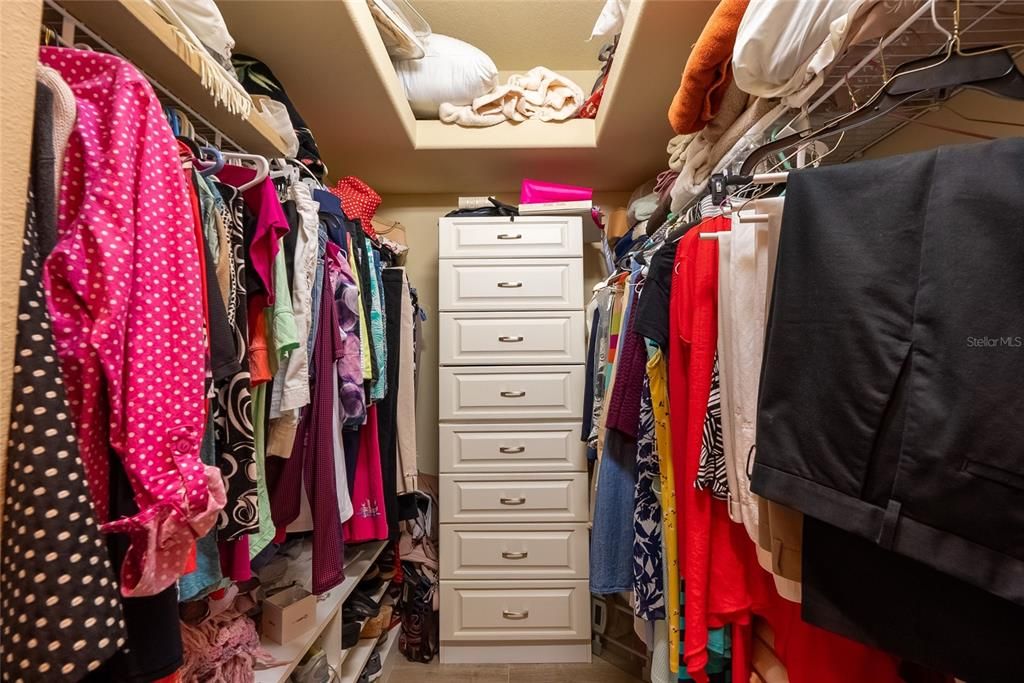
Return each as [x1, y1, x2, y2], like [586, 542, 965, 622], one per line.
[39, 47, 226, 598]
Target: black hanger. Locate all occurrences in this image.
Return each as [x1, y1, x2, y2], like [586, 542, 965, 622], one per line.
[175, 135, 202, 159]
[740, 46, 1024, 175]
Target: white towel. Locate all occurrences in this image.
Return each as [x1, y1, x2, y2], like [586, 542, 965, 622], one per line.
[440, 67, 585, 128]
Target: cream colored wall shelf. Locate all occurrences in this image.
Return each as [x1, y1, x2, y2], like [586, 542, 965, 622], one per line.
[55, 0, 288, 156]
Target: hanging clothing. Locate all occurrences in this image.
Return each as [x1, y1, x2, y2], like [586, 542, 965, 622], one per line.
[395, 269, 419, 492]
[647, 346, 679, 674]
[669, 217, 767, 683]
[332, 235, 367, 426]
[269, 250, 345, 594]
[377, 267, 405, 539]
[342, 405, 389, 543]
[0, 81, 126, 683]
[694, 355, 728, 500]
[84, 456, 185, 683]
[212, 183, 260, 540]
[40, 46, 225, 598]
[717, 199, 801, 600]
[632, 372, 665, 619]
[591, 276, 640, 595]
[274, 182, 319, 416]
[800, 517, 1024, 682]
[752, 138, 1024, 608]
[367, 240, 388, 402]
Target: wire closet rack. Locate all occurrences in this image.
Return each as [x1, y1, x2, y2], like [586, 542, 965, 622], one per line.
[734, 0, 1024, 172]
[40, 0, 248, 153]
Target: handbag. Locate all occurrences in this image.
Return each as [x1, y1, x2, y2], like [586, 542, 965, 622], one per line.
[444, 197, 518, 218]
[520, 178, 592, 205]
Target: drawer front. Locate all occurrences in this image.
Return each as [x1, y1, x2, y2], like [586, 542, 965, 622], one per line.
[439, 366, 584, 421]
[439, 473, 588, 523]
[438, 259, 583, 312]
[440, 524, 588, 580]
[439, 311, 586, 365]
[440, 580, 590, 641]
[439, 423, 586, 474]
[438, 216, 583, 259]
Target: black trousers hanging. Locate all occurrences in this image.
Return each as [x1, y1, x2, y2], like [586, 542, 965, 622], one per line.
[752, 137, 1024, 606]
[802, 517, 1024, 682]
[378, 268, 405, 542]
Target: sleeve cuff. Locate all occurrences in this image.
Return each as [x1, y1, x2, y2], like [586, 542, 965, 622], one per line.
[102, 462, 226, 597]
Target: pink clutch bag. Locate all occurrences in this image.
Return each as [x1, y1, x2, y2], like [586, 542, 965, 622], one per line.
[520, 178, 593, 204]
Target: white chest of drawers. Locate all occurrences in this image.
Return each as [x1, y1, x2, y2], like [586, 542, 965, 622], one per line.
[437, 215, 591, 664]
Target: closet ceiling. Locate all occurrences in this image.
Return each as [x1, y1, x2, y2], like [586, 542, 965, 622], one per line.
[219, 0, 716, 194]
[413, 0, 607, 72]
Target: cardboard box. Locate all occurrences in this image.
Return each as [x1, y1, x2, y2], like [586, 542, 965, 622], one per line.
[261, 587, 316, 644]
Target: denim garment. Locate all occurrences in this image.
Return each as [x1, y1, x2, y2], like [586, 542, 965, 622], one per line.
[591, 266, 642, 594]
[307, 224, 328, 364]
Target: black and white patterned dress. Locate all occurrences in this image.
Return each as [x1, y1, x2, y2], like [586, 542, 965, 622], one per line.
[212, 185, 259, 539]
[0, 83, 126, 682]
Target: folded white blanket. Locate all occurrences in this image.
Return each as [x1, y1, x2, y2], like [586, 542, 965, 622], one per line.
[439, 67, 585, 127]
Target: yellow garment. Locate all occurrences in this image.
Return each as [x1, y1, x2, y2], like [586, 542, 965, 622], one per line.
[347, 234, 372, 381]
[648, 347, 679, 674]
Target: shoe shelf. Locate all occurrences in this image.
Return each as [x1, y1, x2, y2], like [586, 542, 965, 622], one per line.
[254, 540, 388, 683]
[340, 623, 403, 683]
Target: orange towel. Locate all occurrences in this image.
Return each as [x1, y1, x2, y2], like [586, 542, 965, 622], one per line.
[668, 0, 749, 135]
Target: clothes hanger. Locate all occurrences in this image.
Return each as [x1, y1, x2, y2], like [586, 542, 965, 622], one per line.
[268, 158, 300, 184]
[373, 219, 405, 235]
[222, 152, 270, 191]
[198, 145, 225, 177]
[171, 107, 196, 140]
[175, 135, 201, 160]
[40, 25, 58, 46]
[166, 108, 182, 137]
[740, 0, 1024, 174]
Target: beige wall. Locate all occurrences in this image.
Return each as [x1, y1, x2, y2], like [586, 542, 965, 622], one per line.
[864, 90, 1024, 159]
[380, 191, 630, 475]
[0, 0, 43, 531]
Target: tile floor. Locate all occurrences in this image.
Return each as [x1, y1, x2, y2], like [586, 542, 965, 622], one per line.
[389, 656, 644, 683]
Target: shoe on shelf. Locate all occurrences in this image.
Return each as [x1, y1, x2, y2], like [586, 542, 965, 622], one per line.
[358, 574, 385, 594]
[342, 621, 361, 649]
[363, 652, 382, 682]
[360, 605, 393, 640]
[376, 546, 397, 581]
[342, 592, 380, 621]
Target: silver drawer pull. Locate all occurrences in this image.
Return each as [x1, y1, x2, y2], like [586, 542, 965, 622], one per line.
[502, 551, 528, 560]
[502, 610, 529, 620]
[500, 390, 526, 398]
[497, 281, 523, 288]
[500, 496, 526, 505]
[498, 335, 524, 343]
[499, 446, 525, 454]
[497, 233, 522, 240]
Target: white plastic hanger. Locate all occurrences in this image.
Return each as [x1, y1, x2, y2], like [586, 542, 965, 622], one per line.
[222, 152, 269, 191]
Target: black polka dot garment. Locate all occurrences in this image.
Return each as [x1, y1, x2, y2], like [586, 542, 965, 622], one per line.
[0, 81, 126, 683]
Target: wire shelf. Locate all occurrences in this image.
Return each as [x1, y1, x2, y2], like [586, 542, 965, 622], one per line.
[41, 0, 246, 152]
[746, 0, 1024, 170]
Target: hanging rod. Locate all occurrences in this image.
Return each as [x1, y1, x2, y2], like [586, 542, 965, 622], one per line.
[42, 0, 245, 152]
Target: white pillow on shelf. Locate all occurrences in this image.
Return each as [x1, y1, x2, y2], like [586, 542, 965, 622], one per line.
[392, 34, 499, 119]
